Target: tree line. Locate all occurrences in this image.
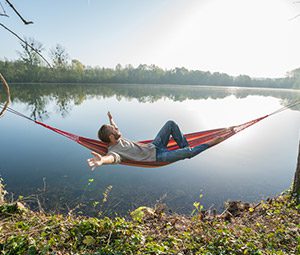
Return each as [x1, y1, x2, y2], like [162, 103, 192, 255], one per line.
[0, 37, 299, 89]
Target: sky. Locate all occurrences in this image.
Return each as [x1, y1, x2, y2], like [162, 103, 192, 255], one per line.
[0, 0, 300, 78]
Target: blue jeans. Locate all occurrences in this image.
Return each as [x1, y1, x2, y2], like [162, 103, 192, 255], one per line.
[152, 120, 210, 162]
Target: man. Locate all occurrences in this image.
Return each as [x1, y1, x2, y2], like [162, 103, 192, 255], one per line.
[87, 112, 230, 170]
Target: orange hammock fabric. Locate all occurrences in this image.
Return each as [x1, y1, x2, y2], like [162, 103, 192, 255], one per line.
[35, 115, 268, 168]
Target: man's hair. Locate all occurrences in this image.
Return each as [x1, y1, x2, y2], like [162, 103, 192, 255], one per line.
[98, 125, 112, 143]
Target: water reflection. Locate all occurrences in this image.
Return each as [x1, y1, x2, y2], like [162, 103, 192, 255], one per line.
[0, 84, 299, 216]
[1, 83, 299, 120]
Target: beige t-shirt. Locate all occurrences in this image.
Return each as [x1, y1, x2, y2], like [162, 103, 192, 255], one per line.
[107, 137, 156, 163]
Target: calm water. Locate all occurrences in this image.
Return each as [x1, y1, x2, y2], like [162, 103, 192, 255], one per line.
[0, 83, 300, 216]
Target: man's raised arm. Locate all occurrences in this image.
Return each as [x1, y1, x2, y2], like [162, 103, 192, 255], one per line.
[107, 111, 119, 130]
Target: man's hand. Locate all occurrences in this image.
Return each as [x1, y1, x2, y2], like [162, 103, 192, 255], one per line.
[87, 151, 103, 171]
[107, 111, 113, 120]
[107, 111, 119, 130]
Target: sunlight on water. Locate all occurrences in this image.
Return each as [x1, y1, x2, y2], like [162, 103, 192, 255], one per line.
[0, 84, 299, 215]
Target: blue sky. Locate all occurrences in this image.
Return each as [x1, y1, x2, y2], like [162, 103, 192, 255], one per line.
[1, 0, 300, 78]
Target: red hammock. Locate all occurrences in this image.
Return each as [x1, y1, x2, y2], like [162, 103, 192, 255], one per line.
[35, 115, 268, 168]
[2, 100, 299, 168]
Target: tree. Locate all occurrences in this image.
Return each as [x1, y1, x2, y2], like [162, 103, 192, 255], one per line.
[234, 75, 252, 87]
[50, 44, 69, 69]
[289, 68, 300, 89]
[17, 37, 44, 66]
[71, 59, 85, 73]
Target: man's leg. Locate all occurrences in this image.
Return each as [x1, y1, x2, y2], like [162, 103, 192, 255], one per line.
[152, 120, 189, 149]
[156, 144, 210, 162]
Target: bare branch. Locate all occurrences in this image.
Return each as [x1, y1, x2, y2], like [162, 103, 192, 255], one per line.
[0, 73, 11, 118]
[5, 0, 33, 25]
[0, 1, 8, 17]
[0, 23, 52, 67]
[289, 13, 300, 21]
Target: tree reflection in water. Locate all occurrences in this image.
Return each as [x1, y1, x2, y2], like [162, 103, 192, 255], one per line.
[1, 83, 299, 120]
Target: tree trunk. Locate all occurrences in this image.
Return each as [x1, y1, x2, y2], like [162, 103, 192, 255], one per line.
[292, 140, 300, 203]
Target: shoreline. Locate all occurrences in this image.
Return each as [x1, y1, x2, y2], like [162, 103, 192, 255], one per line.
[8, 81, 300, 91]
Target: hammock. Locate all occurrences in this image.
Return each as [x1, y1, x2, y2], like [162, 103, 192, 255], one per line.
[1, 100, 299, 168]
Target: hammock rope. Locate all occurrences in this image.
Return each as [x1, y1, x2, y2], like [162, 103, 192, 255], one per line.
[268, 100, 300, 116]
[0, 103, 34, 121]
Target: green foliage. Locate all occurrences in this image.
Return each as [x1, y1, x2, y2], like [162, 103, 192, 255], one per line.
[191, 193, 204, 216]
[290, 68, 300, 89]
[0, 194, 299, 254]
[0, 203, 22, 216]
[0, 59, 295, 88]
[130, 206, 154, 222]
[50, 44, 69, 69]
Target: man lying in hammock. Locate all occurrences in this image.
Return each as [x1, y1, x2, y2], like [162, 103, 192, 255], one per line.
[87, 112, 229, 170]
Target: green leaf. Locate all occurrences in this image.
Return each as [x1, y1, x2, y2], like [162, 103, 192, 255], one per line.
[83, 235, 96, 246]
[130, 207, 145, 222]
[193, 202, 200, 209]
[92, 201, 99, 207]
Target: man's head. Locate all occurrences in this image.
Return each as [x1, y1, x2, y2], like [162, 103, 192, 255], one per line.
[98, 124, 121, 144]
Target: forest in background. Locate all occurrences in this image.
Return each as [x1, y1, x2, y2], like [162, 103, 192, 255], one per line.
[0, 38, 299, 89]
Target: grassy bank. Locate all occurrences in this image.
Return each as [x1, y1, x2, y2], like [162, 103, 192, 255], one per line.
[0, 192, 299, 255]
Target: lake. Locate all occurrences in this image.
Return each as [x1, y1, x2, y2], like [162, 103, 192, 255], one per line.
[0, 83, 300, 216]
